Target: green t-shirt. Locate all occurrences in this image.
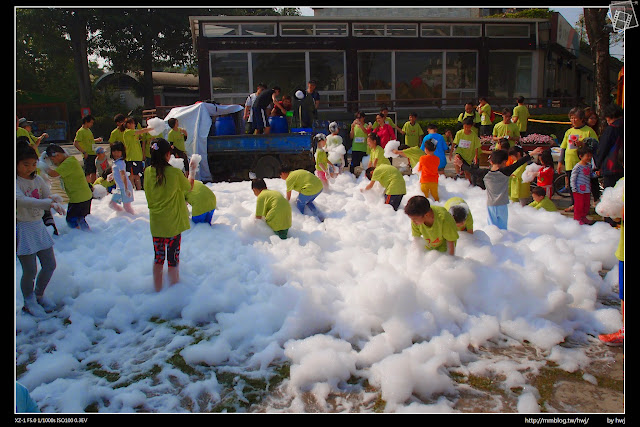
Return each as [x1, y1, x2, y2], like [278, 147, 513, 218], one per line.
[453, 129, 481, 164]
[17, 127, 39, 154]
[316, 149, 329, 171]
[616, 178, 624, 262]
[457, 111, 481, 126]
[479, 103, 492, 125]
[93, 176, 116, 189]
[509, 163, 530, 200]
[185, 180, 217, 217]
[55, 156, 93, 204]
[74, 126, 96, 155]
[369, 145, 391, 166]
[371, 164, 406, 196]
[138, 123, 153, 158]
[411, 205, 459, 252]
[528, 197, 557, 212]
[144, 165, 191, 238]
[352, 125, 369, 153]
[109, 128, 125, 144]
[401, 147, 425, 168]
[560, 125, 599, 171]
[444, 196, 473, 232]
[256, 189, 292, 232]
[286, 169, 324, 196]
[168, 128, 186, 153]
[492, 122, 520, 145]
[512, 104, 530, 132]
[401, 122, 424, 148]
[123, 129, 144, 162]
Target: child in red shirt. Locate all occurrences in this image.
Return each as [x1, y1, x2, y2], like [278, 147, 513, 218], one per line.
[416, 139, 440, 201]
[536, 149, 555, 198]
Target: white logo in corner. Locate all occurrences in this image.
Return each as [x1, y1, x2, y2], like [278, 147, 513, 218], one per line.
[609, 1, 638, 33]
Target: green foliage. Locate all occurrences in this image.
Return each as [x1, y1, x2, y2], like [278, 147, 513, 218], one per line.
[485, 8, 552, 19]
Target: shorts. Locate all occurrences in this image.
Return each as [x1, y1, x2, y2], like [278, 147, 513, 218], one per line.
[274, 229, 289, 240]
[252, 106, 269, 131]
[487, 204, 508, 230]
[126, 160, 145, 178]
[420, 181, 439, 201]
[153, 234, 181, 267]
[191, 209, 215, 225]
[384, 194, 404, 211]
[83, 155, 97, 175]
[316, 170, 328, 182]
[66, 199, 92, 230]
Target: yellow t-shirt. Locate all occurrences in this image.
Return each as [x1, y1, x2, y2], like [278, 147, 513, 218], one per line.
[401, 122, 424, 148]
[444, 197, 473, 232]
[185, 180, 217, 217]
[286, 169, 324, 196]
[369, 145, 391, 167]
[512, 104, 530, 132]
[168, 128, 186, 152]
[411, 205, 459, 252]
[480, 103, 492, 125]
[528, 197, 557, 212]
[55, 156, 93, 204]
[371, 164, 406, 195]
[492, 122, 520, 145]
[109, 128, 125, 144]
[560, 126, 598, 171]
[256, 189, 292, 232]
[74, 126, 96, 155]
[123, 129, 144, 162]
[453, 129, 481, 164]
[144, 165, 191, 238]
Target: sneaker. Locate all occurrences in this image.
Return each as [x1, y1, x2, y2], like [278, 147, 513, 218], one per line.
[36, 295, 56, 313]
[599, 328, 624, 346]
[22, 294, 48, 318]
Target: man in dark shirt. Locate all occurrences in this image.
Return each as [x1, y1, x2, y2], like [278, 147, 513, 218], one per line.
[252, 86, 282, 134]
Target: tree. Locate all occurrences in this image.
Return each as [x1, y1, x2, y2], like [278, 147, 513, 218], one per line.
[583, 8, 613, 133]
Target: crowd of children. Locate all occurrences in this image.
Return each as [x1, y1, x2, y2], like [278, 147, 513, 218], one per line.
[16, 102, 624, 347]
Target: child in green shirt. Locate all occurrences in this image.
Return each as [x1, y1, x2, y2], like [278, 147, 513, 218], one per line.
[314, 133, 330, 191]
[252, 178, 292, 239]
[43, 144, 93, 231]
[186, 180, 217, 225]
[404, 195, 459, 255]
[401, 112, 424, 148]
[280, 166, 325, 222]
[528, 186, 558, 212]
[366, 133, 391, 169]
[362, 164, 406, 211]
[144, 138, 195, 292]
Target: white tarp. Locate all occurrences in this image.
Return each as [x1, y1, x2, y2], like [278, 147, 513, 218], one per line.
[161, 102, 243, 182]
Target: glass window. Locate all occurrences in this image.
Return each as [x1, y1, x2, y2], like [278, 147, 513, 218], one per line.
[421, 24, 451, 37]
[488, 52, 533, 98]
[203, 23, 239, 37]
[358, 52, 392, 90]
[353, 24, 386, 37]
[210, 52, 249, 94]
[241, 24, 276, 36]
[280, 23, 314, 36]
[309, 52, 345, 91]
[485, 24, 530, 38]
[386, 24, 418, 37]
[451, 24, 481, 37]
[445, 52, 477, 90]
[395, 51, 443, 106]
[252, 52, 306, 98]
[315, 23, 348, 36]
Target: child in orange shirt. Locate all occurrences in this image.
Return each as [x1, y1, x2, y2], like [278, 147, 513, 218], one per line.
[416, 139, 440, 201]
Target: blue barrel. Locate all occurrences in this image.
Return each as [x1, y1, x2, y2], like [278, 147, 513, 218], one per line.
[215, 116, 236, 136]
[268, 116, 289, 133]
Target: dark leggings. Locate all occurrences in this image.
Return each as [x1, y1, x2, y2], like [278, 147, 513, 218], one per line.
[18, 247, 57, 299]
[153, 234, 181, 267]
[350, 151, 366, 174]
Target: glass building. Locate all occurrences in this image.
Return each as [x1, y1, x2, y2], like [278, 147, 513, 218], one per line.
[189, 11, 619, 116]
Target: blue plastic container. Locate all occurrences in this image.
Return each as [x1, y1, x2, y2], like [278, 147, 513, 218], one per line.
[215, 116, 236, 136]
[268, 116, 289, 133]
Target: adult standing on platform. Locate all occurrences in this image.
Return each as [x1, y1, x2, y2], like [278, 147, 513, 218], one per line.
[244, 83, 266, 134]
[252, 86, 282, 135]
